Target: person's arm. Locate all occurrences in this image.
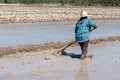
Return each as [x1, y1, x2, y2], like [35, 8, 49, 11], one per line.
[88, 19, 97, 32]
[90, 27, 97, 32]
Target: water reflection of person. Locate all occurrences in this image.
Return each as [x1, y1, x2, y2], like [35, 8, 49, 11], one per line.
[76, 59, 89, 80]
[75, 10, 97, 59]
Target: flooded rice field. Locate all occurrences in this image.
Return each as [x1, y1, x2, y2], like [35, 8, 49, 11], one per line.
[0, 19, 120, 80]
[0, 44, 120, 80]
[0, 20, 120, 47]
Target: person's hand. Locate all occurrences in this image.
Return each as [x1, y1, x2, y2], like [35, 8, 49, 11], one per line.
[90, 27, 97, 32]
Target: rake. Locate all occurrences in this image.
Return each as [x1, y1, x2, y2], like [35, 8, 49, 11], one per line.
[44, 19, 106, 60]
[56, 19, 106, 54]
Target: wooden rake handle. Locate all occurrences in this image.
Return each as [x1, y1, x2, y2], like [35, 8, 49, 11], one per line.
[57, 41, 76, 54]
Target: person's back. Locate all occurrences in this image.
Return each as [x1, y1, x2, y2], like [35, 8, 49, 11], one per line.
[75, 17, 97, 42]
[75, 11, 97, 59]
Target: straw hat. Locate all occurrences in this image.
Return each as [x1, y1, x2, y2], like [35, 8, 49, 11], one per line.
[81, 10, 88, 17]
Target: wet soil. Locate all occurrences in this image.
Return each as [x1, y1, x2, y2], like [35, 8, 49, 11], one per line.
[0, 36, 120, 57]
[0, 18, 120, 80]
[0, 43, 120, 80]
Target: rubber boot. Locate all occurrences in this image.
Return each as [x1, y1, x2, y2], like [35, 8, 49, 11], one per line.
[80, 52, 87, 59]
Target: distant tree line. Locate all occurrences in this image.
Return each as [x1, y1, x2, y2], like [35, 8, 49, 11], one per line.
[0, 0, 120, 6]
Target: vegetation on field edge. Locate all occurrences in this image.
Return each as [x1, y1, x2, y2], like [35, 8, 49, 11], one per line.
[0, 0, 120, 6]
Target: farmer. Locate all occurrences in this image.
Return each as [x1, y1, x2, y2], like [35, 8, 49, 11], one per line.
[75, 10, 97, 59]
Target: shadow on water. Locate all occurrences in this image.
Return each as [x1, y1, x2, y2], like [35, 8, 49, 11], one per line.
[61, 50, 81, 59]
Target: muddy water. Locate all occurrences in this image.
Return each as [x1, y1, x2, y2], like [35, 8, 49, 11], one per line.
[0, 44, 120, 80]
[0, 20, 120, 47]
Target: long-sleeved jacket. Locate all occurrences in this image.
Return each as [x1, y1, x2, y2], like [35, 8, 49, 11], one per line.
[75, 18, 97, 43]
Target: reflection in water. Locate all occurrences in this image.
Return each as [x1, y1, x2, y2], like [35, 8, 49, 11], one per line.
[76, 59, 89, 80]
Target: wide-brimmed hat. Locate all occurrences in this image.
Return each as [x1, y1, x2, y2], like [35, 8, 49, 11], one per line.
[81, 10, 88, 17]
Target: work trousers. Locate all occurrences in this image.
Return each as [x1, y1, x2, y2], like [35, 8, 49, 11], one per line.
[78, 41, 89, 55]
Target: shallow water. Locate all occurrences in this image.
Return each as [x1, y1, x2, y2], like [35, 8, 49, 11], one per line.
[0, 20, 120, 47]
[0, 44, 120, 80]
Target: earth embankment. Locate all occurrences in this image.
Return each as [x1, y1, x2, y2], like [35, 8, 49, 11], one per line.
[0, 36, 120, 57]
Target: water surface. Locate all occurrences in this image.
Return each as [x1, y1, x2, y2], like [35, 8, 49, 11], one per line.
[0, 44, 120, 80]
[0, 20, 120, 47]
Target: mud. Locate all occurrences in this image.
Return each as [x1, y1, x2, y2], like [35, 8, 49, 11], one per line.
[0, 44, 120, 80]
[0, 5, 119, 79]
[0, 36, 120, 57]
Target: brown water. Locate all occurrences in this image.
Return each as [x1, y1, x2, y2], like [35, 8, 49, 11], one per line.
[0, 20, 120, 80]
[0, 44, 120, 80]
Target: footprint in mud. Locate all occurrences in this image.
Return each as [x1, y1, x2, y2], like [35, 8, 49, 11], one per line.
[0, 66, 7, 70]
[21, 61, 34, 65]
[0, 66, 5, 69]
